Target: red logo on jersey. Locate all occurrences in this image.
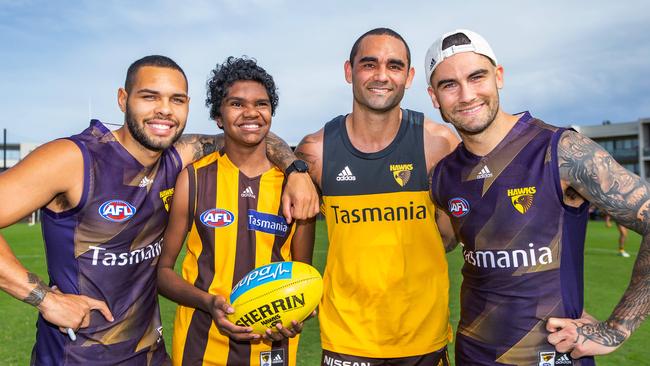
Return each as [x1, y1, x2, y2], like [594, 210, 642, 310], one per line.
[200, 208, 235, 228]
[98, 200, 136, 222]
[448, 197, 470, 218]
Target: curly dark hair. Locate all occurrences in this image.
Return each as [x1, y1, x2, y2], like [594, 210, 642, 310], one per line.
[205, 56, 279, 121]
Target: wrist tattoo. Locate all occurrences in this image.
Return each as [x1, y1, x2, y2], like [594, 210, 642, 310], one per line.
[22, 272, 51, 307]
[576, 322, 627, 347]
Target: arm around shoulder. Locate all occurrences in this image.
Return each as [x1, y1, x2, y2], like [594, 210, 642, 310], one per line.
[279, 130, 323, 223]
[173, 134, 224, 168]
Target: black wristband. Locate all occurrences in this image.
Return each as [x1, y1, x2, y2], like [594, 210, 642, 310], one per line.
[285, 159, 309, 176]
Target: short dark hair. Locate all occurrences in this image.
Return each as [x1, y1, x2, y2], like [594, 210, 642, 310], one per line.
[205, 56, 279, 120]
[349, 27, 411, 68]
[124, 55, 187, 93]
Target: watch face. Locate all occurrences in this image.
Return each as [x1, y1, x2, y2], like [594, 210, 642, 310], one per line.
[294, 160, 308, 172]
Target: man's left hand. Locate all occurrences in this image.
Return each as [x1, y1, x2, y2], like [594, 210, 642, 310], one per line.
[547, 316, 627, 358]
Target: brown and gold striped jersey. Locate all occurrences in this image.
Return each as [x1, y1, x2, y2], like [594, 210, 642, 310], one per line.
[172, 151, 299, 366]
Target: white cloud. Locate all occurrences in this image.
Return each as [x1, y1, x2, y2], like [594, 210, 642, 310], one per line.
[0, 0, 648, 143]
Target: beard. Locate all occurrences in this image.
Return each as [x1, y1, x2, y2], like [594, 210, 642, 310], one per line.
[353, 82, 406, 113]
[441, 96, 500, 136]
[125, 107, 184, 152]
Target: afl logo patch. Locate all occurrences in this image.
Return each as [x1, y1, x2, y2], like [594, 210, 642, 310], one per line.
[448, 197, 470, 218]
[200, 208, 235, 228]
[98, 200, 136, 222]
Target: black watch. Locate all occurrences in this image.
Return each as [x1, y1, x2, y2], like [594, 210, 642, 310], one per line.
[285, 159, 309, 176]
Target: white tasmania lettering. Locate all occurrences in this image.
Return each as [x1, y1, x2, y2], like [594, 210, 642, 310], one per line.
[462, 243, 553, 269]
[88, 239, 162, 266]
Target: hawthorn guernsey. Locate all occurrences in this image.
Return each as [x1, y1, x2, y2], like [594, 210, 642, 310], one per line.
[228, 262, 323, 334]
[318, 109, 451, 358]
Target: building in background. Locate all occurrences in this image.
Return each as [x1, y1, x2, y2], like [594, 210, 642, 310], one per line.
[571, 118, 650, 179]
[1, 142, 40, 172]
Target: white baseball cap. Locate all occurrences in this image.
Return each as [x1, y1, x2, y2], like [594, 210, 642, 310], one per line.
[424, 29, 498, 86]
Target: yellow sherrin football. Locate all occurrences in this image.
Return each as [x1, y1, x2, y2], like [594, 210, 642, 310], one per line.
[227, 261, 323, 334]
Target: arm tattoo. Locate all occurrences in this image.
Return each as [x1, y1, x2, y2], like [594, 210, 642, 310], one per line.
[577, 322, 627, 347]
[175, 134, 224, 162]
[558, 130, 650, 337]
[22, 272, 51, 307]
[265, 131, 297, 171]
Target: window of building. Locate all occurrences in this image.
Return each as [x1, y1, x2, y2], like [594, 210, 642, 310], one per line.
[599, 140, 614, 152]
[614, 138, 638, 150]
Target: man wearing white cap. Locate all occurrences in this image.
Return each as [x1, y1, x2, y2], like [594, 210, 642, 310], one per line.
[425, 29, 650, 365]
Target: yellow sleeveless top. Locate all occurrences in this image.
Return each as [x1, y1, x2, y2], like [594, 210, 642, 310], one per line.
[319, 110, 452, 358]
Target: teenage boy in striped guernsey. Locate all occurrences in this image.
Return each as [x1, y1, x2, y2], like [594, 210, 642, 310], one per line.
[158, 57, 315, 366]
[296, 28, 459, 365]
[0, 55, 318, 365]
[426, 29, 650, 365]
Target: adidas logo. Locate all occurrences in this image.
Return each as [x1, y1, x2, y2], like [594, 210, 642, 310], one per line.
[138, 176, 153, 187]
[555, 353, 572, 365]
[336, 166, 356, 181]
[241, 186, 256, 199]
[476, 165, 492, 179]
[270, 349, 285, 364]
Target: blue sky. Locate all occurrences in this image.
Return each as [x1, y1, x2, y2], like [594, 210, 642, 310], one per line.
[1, 0, 649, 144]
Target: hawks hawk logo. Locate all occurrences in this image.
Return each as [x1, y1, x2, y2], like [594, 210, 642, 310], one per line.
[389, 163, 413, 187]
[260, 352, 271, 366]
[159, 188, 174, 212]
[507, 186, 536, 214]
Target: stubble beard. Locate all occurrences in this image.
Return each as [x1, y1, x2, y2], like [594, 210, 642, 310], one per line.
[353, 82, 405, 114]
[125, 106, 184, 152]
[442, 97, 500, 136]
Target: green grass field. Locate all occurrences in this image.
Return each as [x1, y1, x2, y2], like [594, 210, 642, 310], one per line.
[1, 220, 648, 365]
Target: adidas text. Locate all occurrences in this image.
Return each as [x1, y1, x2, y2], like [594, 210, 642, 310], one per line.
[336, 166, 356, 181]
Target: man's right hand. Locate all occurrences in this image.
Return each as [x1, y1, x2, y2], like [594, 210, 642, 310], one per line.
[209, 295, 260, 342]
[38, 289, 113, 333]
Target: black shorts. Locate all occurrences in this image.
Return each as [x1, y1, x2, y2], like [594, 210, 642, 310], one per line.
[322, 347, 450, 366]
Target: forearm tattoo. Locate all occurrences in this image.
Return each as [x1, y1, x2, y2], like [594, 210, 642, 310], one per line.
[577, 322, 627, 347]
[265, 131, 297, 171]
[22, 272, 51, 307]
[558, 130, 650, 338]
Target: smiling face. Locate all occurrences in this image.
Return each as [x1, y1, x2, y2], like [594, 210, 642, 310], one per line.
[118, 66, 189, 151]
[427, 51, 503, 136]
[217, 80, 272, 147]
[345, 34, 414, 113]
